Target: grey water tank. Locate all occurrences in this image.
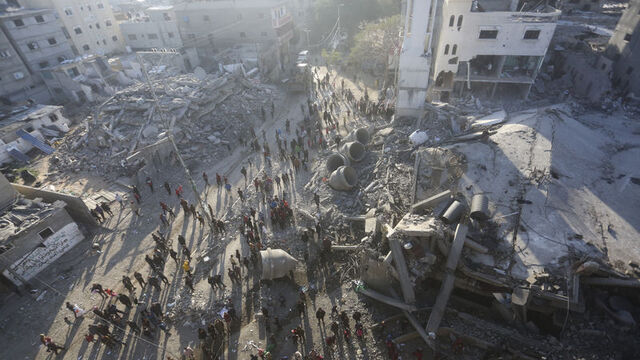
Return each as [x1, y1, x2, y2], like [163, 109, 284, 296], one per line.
[340, 141, 366, 162]
[470, 194, 489, 221]
[326, 152, 350, 173]
[329, 166, 357, 191]
[260, 248, 298, 280]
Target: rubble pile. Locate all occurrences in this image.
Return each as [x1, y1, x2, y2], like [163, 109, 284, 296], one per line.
[49, 72, 277, 179]
[294, 98, 640, 359]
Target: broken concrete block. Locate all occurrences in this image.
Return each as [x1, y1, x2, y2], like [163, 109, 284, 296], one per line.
[260, 248, 298, 280]
[511, 287, 531, 306]
[411, 190, 452, 213]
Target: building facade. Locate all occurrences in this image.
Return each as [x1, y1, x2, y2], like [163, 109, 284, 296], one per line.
[606, 0, 640, 98]
[0, 8, 75, 104]
[22, 0, 124, 55]
[396, 0, 560, 115]
[41, 54, 116, 103]
[119, 5, 182, 50]
[173, 0, 294, 76]
[429, 0, 560, 101]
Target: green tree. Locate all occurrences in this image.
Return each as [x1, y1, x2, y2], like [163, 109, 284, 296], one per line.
[321, 49, 343, 67]
[347, 15, 401, 74]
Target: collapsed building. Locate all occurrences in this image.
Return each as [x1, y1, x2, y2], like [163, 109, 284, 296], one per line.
[48, 68, 278, 182]
[297, 99, 640, 358]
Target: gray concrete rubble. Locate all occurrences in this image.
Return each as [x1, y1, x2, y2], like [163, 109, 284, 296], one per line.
[46, 72, 278, 181]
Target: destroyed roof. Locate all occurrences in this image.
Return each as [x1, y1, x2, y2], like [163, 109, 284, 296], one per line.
[0, 105, 62, 128]
[0, 197, 67, 246]
[437, 105, 640, 278]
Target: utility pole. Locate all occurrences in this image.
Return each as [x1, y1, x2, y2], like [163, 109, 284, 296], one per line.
[136, 51, 216, 236]
[304, 29, 310, 49]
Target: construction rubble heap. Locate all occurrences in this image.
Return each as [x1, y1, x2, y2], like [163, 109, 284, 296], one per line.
[294, 97, 640, 359]
[48, 72, 276, 180]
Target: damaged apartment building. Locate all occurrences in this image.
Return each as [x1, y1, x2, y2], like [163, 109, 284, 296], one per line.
[0, 173, 84, 293]
[173, 0, 295, 78]
[118, 5, 200, 72]
[396, 0, 559, 115]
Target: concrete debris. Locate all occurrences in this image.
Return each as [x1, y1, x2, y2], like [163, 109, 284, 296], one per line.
[48, 72, 276, 181]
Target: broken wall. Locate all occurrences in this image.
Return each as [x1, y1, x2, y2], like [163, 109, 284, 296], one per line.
[11, 183, 98, 225]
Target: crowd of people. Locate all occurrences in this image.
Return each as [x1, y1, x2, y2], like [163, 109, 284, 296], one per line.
[36, 61, 400, 360]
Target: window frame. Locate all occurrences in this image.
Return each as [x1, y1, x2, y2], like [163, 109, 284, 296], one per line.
[478, 29, 498, 39]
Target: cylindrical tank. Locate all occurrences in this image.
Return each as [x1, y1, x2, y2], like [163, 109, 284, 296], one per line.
[326, 152, 350, 173]
[442, 200, 464, 224]
[470, 194, 489, 221]
[346, 128, 370, 145]
[329, 166, 357, 191]
[260, 248, 298, 280]
[340, 141, 366, 162]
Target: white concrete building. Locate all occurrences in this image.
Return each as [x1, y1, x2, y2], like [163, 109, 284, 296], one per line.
[22, 0, 124, 56]
[396, 0, 560, 115]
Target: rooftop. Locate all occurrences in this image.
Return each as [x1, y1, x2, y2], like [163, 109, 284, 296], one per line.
[0, 197, 67, 247]
[0, 105, 62, 128]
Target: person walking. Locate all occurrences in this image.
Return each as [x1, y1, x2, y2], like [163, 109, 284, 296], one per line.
[91, 283, 107, 299]
[101, 202, 113, 216]
[134, 272, 146, 288]
[316, 307, 326, 325]
[122, 275, 136, 293]
[240, 166, 247, 183]
[185, 273, 195, 291]
[40, 334, 65, 354]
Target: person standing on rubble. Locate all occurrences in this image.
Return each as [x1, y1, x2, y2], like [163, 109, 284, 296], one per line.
[115, 193, 124, 209]
[216, 173, 222, 188]
[164, 181, 171, 195]
[130, 201, 141, 216]
[132, 185, 140, 198]
[101, 202, 113, 216]
[202, 172, 209, 186]
[240, 166, 247, 183]
[145, 176, 154, 192]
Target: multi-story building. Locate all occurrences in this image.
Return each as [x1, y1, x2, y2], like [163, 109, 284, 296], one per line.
[606, 0, 640, 98]
[173, 0, 294, 76]
[119, 6, 182, 50]
[22, 0, 124, 55]
[0, 7, 75, 104]
[119, 5, 199, 71]
[396, 0, 560, 115]
[41, 54, 117, 103]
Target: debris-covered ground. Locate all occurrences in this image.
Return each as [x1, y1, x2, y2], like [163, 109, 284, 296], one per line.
[1, 6, 640, 358]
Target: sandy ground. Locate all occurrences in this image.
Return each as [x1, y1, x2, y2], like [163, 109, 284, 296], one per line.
[0, 65, 391, 360]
